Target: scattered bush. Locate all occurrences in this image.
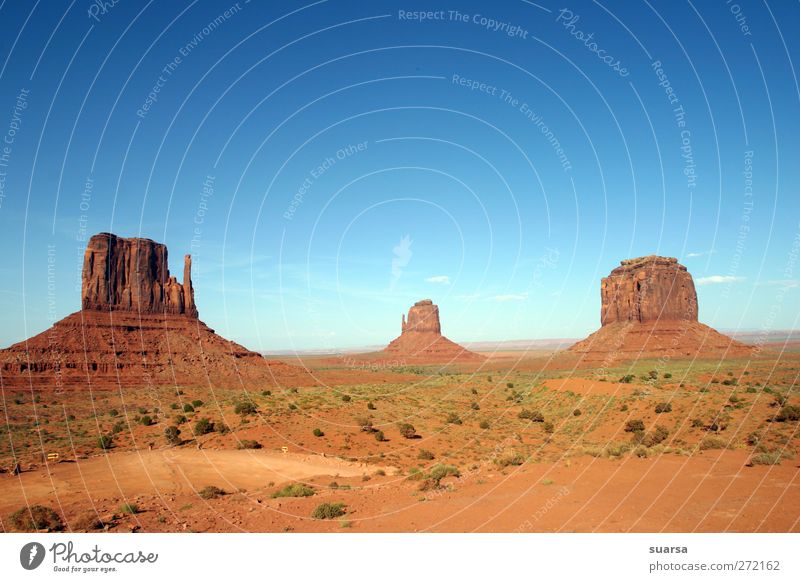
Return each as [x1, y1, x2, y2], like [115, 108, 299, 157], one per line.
[471, 402, 480, 411]
[398, 423, 417, 439]
[97, 434, 114, 450]
[471, 388, 478, 395]
[648, 370, 658, 380]
[728, 394, 740, 403]
[722, 378, 738, 386]
[170, 403, 179, 410]
[429, 464, 460, 483]
[341, 395, 352, 402]
[183, 403, 195, 413]
[654, 402, 672, 414]
[643, 425, 670, 447]
[198, 485, 226, 500]
[109, 409, 119, 417]
[234, 401, 258, 415]
[164, 426, 181, 445]
[620, 404, 629, 412]
[573, 409, 582, 417]
[272, 483, 315, 498]
[367, 401, 376, 410]
[479, 420, 491, 430]
[624, 419, 645, 433]
[313, 428, 324, 437]
[663, 372, 672, 379]
[139, 415, 154, 426]
[261, 390, 272, 396]
[707, 413, 731, 432]
[191, 400, 204, 408]
[120, 503, 139, 515]
[137, 407, 148, 415]
[9, 505, 63, 531]
[495, 451, 525, 467]
[543, 421, 555, 434]
[445, 412, 462, 425]
[619, 375, 635, 384]
[237, 439, 262, 449]
[775, 405, 800, 422]
[418, 449, 435, 460]
[746, 431, 761, 446]
[506, 382, 514, 389]
[174, 414, 187, 425]
[518, 409, 544, 422]
[374, 430, 386, 442]
[691, 418, 704, 428]
[288, 404, 297, 410]
[699, 436, 727, 450]
[748, 452, 782, 466]
[311, 502, 346, 519]
[193, 418, 214, 436]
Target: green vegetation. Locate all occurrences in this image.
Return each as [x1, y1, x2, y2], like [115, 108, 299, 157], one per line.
[9, 505, 63, 531]
[398, 423, 417, 439]
[164, 426, 181, 445]
[313, 428, 324, 437]
[775, 405, 800, 422]
[417, 449, 435, 460]
[97, 434, 114, 450]
[120, 503, 140, 515]
[234, 401, 258, 415]
[198, 485, 226, 499]
[193, 418, 214, 436]
[236, 439, 262, 449]
[183, 403, 195, 413]
[518, 409, 544, 422]
[654, 402, 672, 414]
[311, 502, 346, 519]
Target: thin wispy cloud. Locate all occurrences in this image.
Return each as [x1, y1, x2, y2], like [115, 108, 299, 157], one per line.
[685, 250, 716, 258]
[425, 275, 451, 284]
[492, 292, 529, 301]
[756, 279, 800, 288]
[696, 275, 745, 286]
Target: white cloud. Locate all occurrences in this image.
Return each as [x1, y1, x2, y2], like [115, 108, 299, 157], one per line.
[696, 275, 745, 286]
[756, 279, 800, 288]
[492, 292, 529, 301]
[685, 250, 716, 258]
[425, 275, 451, 284]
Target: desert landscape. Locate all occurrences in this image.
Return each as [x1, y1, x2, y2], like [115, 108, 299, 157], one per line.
[1, 233, 797, 533]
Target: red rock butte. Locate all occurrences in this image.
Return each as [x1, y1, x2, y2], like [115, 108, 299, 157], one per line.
[381, 299, 484, 363]
[569, 255, 749, 361]
[0, 233, 305, 389]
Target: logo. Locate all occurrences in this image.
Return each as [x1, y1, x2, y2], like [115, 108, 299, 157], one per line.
[20, 542, 46, 570]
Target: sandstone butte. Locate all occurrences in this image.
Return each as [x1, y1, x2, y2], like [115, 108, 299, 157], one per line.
[381, 299, 484, 363]
[569, 255, 749, 361]
[0, 233, 304, 389]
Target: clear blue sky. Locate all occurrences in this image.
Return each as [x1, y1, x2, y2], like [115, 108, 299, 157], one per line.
[0, 0, 798, 351]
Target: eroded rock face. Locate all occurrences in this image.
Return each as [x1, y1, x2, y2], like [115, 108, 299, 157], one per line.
[401, 299, 441, 334]
[81, 233, 197, 317]
[600, 256, 697, 325]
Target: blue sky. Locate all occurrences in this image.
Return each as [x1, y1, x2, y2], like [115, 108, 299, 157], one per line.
[0, 0, 798, 351]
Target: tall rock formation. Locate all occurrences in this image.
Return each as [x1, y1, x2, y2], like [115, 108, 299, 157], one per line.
[0, 232, 305, 388]
[381, 299, 483, 363]
[81, 233, 197, 317]
[570, 255, 747, 361]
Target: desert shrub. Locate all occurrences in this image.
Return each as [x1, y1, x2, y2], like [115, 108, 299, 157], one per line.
[109, 409, 119, 417]
[374, 469, 386, 476]
[699, 436, 727, 450]
[619, 375, 635, 384]
[495, 451, 525, 467]
[216, 422, 230, 435]
[398, 423, 417, 439]
[198, 485, 226, 500]
[445, 412, 462, 425]
[773, 393, 788, 406]
[691, 418, 704, 428]
[418, 449, 435, 460]
[261, 390, 272, 396]
[71, 511, 104, 531]
[654, 402, 672, 414]
[663, 372, 672, 379]
[237, 439, 262, 449]
[98, 434, 113, 450]
[573, 409, 582, 417]
[506, 382, 514, 389]
[722, 378, 738, 386]
[624, 419, 645, 433]
[429, 464, 460, 484]
[9, 505, 63, 531]
[775, 405, 800, 422]
[312, 428, 324, 437]
[479, 420, 490, 429]
[191, 399, 204, 408]
[341, 395, 351, 402]
[288, 404, 297, 410]
[183, 403, 195, 413]
[174, 414, 187, 425]
[234, 401, 258, 415]
[355, 416, 374, 432]
[193, 418, 214, 436]
[746, 431, 761, 446]
[471, 402, 480, 410]
[170, 403, 179, 410]
[311, 502, 346, 519]
[620, 404, 629, 412]
[648, 370, 658, 380]
[139, 415, 154, 426]
[367, 401, 376, 410]
[120, 503, 139, 515]
[272, 483, 316, 498]
[707, 413, 731, 432]
[543, 421, 555, 434]
[728, 394, 740, 403]
[471, 388, 478, 395]
[748, 452, 782, 466]
[606, 442, 630, 457]
[164, 426, 181, 445]
[137, 407, 148, 414]
[374, 430, 386, 442]
[643, 425, 670, 447]
[111, 421, 125, 434]
[518, 409, 544, 422]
